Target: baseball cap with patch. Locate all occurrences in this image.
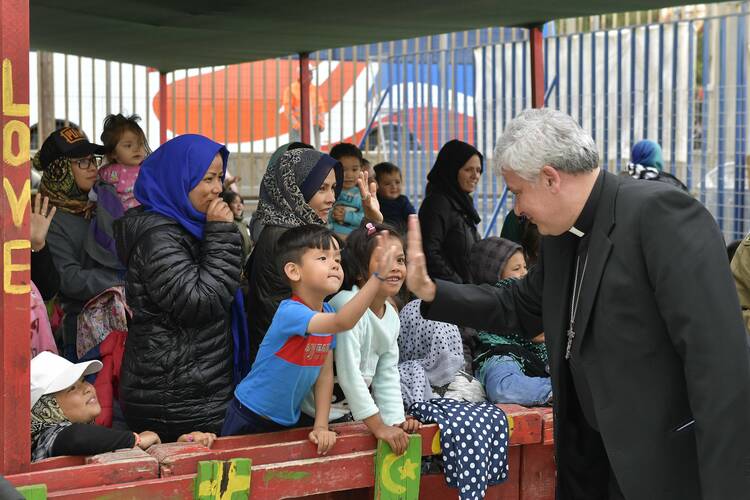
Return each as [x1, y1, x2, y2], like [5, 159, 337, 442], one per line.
[37, 127, 104, 171]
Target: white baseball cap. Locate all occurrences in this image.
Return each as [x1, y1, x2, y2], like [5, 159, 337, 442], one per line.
[30, 351, 103, 408]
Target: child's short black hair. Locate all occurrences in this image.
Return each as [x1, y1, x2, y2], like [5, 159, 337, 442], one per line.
[101, 113, 150, 159]
[221, 190, 242, 205]
[329, 143, 363, 163]
[277, 225, 342, 281]
[342, 222, 403, 290]
[373, 162, 401, 184]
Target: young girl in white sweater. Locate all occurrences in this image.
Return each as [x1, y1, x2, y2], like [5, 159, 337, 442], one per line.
[303, 222, 420, 455]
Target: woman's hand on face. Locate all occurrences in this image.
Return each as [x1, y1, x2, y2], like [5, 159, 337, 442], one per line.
[206, 198, 234, 223]
[357, 171, 383, 223]
[137, 431, 161, 450]
[178, 431, 217, 448]
[30, 193, 56, 252]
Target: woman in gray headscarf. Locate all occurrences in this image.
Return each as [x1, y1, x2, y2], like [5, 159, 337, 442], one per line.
[245, 146, 341, 360]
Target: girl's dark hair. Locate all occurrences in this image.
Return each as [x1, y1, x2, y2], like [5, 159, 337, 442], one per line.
[276, 225, 342, 281]
[341, 222, 403, 290]
[221, 191, 242, 205]
[100, 113, 150, 158]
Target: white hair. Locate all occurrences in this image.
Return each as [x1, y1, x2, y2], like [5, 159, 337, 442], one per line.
[493, 108, 599, 181]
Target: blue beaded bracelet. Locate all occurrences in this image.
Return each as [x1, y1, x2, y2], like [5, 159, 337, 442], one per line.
[372, 272, 387, 282]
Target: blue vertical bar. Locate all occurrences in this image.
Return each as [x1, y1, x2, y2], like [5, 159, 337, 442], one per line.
[555, 36, 561, 108]
[409, 40, 417, 202]
[388, 42, 394, 167]
[591, 32, 597, 150]
[734, 15, 746, 239]
[494, 45, 500, 232]
[630, 27, 636, 148]
[643, 25, 650, 138]
[658, 24, 665, 148]
[482, 46, 488, 162]
[718, 17, 726, 231]
[522, 39, 528, 109]
[512, 42, 517, 117]
[701, 21, 710, 206]
[687, 21, 695, 191]
[567, 35, 573, 115]
[603, 30, 609, 170]
[501, 43, 506, 129]
[617, 29, 623, 167]
[578, 33, 584, 123]
[670, 23, 679, 175]
[544, 36, 549, 94]
[416, 41, 423, 200]
[463, 48, 469, 143]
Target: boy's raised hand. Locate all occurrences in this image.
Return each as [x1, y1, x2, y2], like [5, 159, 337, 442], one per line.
[358, 170, 383, 223]
[309, 427, 337, 455]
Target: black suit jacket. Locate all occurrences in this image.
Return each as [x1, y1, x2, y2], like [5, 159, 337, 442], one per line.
[424, 171, 750, 499]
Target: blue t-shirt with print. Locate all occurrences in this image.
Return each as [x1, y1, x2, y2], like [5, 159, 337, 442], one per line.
[234, 298, 336, 426]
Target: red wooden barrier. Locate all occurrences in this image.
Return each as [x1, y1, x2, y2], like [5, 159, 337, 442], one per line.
[11, 405, 557, 498]
[6, 453, 158, 492]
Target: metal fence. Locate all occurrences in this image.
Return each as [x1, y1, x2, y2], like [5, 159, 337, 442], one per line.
[29, 10, 750, 241]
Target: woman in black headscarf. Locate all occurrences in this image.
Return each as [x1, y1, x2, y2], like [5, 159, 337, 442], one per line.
[418, 140, 483, 283]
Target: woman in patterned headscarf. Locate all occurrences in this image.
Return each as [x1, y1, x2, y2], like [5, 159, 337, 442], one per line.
[244, 145, 343, 361]
[35, 128, 126, 361]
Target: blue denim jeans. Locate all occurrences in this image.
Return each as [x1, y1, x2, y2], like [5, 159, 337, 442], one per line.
[480, 355, 552, 406]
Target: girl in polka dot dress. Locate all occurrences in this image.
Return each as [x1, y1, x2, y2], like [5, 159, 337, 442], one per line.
[302, 222, 421, 455]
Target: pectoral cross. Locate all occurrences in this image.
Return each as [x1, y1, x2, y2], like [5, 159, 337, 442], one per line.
[565, 328, 575, 359]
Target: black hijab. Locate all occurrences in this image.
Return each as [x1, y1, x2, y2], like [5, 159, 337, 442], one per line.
[426, 139, 483, 225]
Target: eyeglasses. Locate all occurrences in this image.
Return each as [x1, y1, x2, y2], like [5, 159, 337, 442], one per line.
[70, 156, 102, 170]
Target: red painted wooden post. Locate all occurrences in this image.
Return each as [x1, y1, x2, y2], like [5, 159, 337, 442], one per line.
[0, 0, 31, 476]
[159, 71, 168, 144]
[529, 25, 545, 109]
[299, 52, 312, 144]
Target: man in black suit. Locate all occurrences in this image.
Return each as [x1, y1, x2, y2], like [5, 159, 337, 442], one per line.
[406, 108, 750, 499]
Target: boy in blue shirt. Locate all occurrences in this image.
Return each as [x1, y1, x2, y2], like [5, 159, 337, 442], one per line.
[222, 224, 398, 455]
[329, 143, 365, 236]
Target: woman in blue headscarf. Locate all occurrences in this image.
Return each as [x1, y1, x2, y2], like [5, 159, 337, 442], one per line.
[114, 134, 245, 440]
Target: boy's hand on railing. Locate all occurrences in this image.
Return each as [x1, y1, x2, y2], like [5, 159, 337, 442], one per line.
[309, 426, 337, 455]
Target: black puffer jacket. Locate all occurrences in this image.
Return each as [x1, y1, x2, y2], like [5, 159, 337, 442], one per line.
[244, 225, 290, 363]
[419, 191, 480, 284]
[114, 209, 241, 440]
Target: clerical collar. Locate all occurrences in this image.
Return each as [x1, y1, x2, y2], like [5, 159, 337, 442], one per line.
[568, 170, 604, 238]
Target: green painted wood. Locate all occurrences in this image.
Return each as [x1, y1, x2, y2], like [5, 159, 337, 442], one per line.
[194, 458, 251, 500]
[16, 483, 47, 500]
[374, 434, 421, 500]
